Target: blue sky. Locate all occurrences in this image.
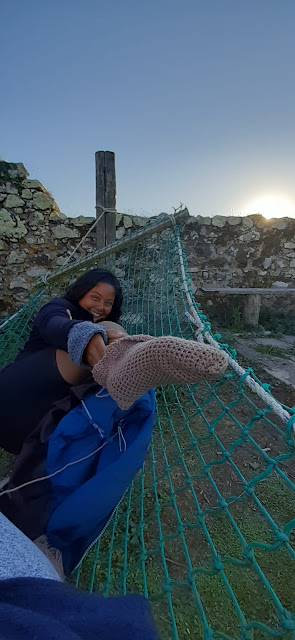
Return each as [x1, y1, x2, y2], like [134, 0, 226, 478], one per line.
[1, 0, 295, 219]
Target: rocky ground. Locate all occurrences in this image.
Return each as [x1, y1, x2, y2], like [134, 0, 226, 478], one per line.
[223, 330, 295, 409]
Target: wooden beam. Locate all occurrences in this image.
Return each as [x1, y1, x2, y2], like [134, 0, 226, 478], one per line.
[104, 151, 116, 248]
[95, 151, 106, 250]
[95, 151, 116, 250]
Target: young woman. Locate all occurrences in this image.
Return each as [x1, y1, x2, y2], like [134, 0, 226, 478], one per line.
[0, 268, 123, 454]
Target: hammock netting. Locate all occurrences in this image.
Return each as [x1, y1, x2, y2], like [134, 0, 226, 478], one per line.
[0, 220, 294, 639]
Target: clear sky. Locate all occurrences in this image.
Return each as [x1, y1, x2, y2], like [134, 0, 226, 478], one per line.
[1, 0, 295, 219]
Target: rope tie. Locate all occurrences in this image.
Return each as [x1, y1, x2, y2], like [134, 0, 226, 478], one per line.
[0, 438, 114, 498]
[62, 208, 107, 267]
[81, 400, 105, 437]
[96, 387, 110, 399]
[118, 420, 127, 452]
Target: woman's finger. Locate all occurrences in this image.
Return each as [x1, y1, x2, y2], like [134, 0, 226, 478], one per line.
[84, 334, 106, 367]
[106, 330, 125, 345]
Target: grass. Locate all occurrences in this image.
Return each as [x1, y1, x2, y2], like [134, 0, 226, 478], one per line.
[74, 472, 295, 639]
[255, 344, 287, 357]
[255, 342, 295, 358]
[259, 308, 295, 336]
[0, 448, 13, 480]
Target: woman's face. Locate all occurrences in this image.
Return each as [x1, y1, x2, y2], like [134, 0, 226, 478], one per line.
[79, 282, 115, 321]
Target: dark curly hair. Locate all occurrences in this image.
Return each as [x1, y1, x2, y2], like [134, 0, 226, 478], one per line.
[64, 268, 123, 322]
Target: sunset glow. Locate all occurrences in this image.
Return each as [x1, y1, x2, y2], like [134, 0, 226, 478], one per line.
[243, 195, 295, 220]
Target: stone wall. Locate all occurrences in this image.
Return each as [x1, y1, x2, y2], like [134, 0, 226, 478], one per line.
[1, 161, 295, 316]
[0, 162, 150, 314]
[183, 214, 295, 288]
[182, 214, 295, 318]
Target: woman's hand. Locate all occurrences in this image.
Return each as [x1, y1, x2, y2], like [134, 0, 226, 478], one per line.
[84, 330, 125, 366]
[106, 330, 125, 345]
[84, 334, 106, 367]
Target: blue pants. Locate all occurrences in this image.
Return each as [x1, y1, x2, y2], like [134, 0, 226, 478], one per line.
[0, 513, 60, 581]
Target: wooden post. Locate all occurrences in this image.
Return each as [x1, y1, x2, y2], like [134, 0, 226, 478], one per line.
[243, 294, 261, 326]
[95, 151, 116, 250]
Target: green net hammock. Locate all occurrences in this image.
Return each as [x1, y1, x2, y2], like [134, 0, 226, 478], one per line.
[0, 216, 294, 639]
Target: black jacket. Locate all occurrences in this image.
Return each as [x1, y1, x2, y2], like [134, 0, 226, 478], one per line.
[0, 298, 94, 453]
[19, 296, 93, 356]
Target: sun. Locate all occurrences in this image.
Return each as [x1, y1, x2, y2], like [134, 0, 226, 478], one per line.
[243, 195, 295, 220]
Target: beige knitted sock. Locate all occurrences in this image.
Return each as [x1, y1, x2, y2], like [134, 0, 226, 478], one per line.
[92, 335, 228, 410]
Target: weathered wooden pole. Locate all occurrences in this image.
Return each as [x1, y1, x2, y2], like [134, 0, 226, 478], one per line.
[95, 151, 116, 250]
[243, 294, 261, 327]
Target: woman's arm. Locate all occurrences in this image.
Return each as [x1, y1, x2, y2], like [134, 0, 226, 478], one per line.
[35, 300, 121, 367]
[35, 300, 83, 351]
[35, 300, 108, 366]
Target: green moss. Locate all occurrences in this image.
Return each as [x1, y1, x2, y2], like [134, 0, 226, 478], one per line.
[0, 161, 27, 190]
[256, 344, 286, 357]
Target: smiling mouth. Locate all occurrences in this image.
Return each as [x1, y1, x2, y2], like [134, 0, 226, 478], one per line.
[92, 311, 103, 318]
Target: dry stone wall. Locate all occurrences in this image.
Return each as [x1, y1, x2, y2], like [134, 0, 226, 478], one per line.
[1, 161, 295, 315]
[0, 162, 150, 314]
[183, 214, 295, 290]
[182, 214, 295, 318]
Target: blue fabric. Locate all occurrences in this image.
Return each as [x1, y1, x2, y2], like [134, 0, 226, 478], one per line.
[46, 390, 156, 574]
[0, 578, 160, 640]
[67, 322, 108, 366]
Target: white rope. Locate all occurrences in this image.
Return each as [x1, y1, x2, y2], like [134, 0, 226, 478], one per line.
[0, 310, 20, 330]
[62, 208, 109, 266]
[64, 204, 152, 266]
[172, 220, 292, 426]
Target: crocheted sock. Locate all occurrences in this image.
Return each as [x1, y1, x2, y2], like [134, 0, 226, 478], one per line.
[92, 335, 228, 410]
